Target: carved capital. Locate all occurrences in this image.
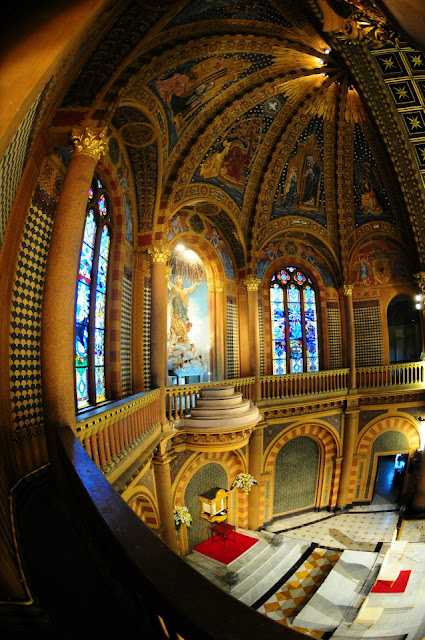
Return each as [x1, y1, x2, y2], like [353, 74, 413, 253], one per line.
[414, 272, 425, 295]
[244, 275, 261, 291]
[215, 280, 224, 293]
[343, 284, 353, 296]
[148, 244, 171, 264]
[71, 127, 108, 161]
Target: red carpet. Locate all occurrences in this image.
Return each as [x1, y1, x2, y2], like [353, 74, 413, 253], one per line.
[193, 532, 258, 565]
[371, 570, 411, 593]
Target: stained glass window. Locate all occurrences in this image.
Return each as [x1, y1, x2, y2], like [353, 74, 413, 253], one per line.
[75, 175, 112, 410]
[270, 267, 319, 374]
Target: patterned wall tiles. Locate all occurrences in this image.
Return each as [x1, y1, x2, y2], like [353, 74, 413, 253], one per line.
[121, 266, 133, 396]
[10, 185, 57, 430]
[274, 436, 319, 514]
[143, 274, 152, 389]
[0, 91, 45, 247]
[326, 301, 343, 369]
[226, 294, 239, 379]
[358, 409, 388, 433]
[136, 467, 155, 494]
[170, 449, 193, 485]
[353, 300, 383, 366]
[263, 422, 296, 452]
[320, 413, 342, 436]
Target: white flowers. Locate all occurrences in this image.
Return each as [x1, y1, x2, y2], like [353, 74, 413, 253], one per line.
[173, 505, 192, 529]
[230, 473, 258, 495]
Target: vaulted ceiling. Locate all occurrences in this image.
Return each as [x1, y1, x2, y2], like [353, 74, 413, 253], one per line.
[47, 0, 425, 284]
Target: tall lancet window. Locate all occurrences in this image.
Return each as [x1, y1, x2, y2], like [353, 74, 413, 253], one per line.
[270, 266, 319, 375]
[75, 175, 112, 410]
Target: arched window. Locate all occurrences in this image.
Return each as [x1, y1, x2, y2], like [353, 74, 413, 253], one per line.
[270, 266, 319, 374]
[75, 175, 112, 410]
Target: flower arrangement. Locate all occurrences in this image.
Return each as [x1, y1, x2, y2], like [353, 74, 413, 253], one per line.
[230, 473, 258, 495]
[173, 505, 192, 530]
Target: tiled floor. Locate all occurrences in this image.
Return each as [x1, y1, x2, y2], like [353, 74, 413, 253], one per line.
[257, 547, 342, 638]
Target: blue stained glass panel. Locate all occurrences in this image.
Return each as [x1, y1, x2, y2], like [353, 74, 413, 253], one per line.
[75, 326, 89, 367]
[96, 257, 108, 294]
[273, 359, 285, 375]
[95, 367, 106, 402]
[100, 226, 110, 259]
[304, 285, 319, 372]
[79, 242, 95, 281]
[277, 269, 290, 284]
[95, 291, 105, 329]
[76, 280, 90, 324]
[83, 211, 97, 246]
[294, 271, 306, 285]
[94, 329, 104, 366]
[88, 187, 94, 202]
[76, 368, 89, 409]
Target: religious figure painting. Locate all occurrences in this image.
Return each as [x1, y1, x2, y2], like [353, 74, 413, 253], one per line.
[350, 240, 410, 285]
[353, 157, 393, 224]
[271, 133, 326, 225]
[164, 0, 288, 29]
[167, 268, 209, 380]
[152, 55, 252, 148]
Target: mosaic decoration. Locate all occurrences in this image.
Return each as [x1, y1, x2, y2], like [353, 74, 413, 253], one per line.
[274, 436, 319, 515]
[270, 267, 319, 375]
[226, 295, 239, 379]
[370, 42, 425, 185]
[150, 53, 274, 151]
[170, 450, 193, 485]
[121, 266, 133, 397]
[192, 204, 245, 269]
[263, 422, 296, 452]
[112, 106, 157, 234]
[353, 124, 393, 225]
[320, 413, 342, 435]
[353, 300, 383, 366]
[326, 301, 343, 369]
[259, 298, 265, 376]
[164, 0, 292, 29]
[0, 89, 45, 247]
[75, 176, 111, 409]
[10, 185, 56, 430]
[350, 239, 410, 286]
[271, 116, 326, 226]
[195, 94, 285, 207]
[143, 275, 151, 389]
[358, 410, 388, 433]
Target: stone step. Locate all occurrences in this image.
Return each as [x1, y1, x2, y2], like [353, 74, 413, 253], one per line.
[201, 386, 235, 398]
[190, 399, 252, 417]
[196, 393, 243, 408]
[180, 404, 260, 429]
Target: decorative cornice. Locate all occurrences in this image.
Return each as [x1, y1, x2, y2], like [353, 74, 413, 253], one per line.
[71, 127, 108, 161]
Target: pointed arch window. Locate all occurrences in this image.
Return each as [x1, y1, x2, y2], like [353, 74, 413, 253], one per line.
[270, 266, 319, 374]
[75, 175, 112, 410]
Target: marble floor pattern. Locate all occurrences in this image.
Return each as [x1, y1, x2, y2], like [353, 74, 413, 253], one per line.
[255, 505, 424, 637]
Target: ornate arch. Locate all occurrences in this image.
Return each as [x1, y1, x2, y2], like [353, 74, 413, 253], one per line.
[357, 415, 420, 455]
[127, 489, 160, 529]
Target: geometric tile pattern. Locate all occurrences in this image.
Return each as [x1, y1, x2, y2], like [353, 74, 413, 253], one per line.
[143, 275, 151, 389]
[121, 266, 133, 397]
[326, 302, 343, 369]
[0, 90, 44, 247]
[353, 300, 383, 366]
[259, 298, 265, 375]
[226, 294, 239, 379]
[10, 184, 57, 430]
[257, 548, 342, 636]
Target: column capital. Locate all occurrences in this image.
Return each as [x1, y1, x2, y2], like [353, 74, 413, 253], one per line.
[244, 275, 261, 291]
[70, 126, 108, 161]
[414, 272, 425, 295]
[148, 244, 171, 263]
[343, 284, 353, 296]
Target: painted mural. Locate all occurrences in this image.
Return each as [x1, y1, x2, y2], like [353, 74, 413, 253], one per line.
[271, 116, 326, 225]
[350, 239, 410, 285]
[167, 211, 236, 279]
[353, 124, 394, 225]
[257, 236, 335, 286]
[167, 249, 209, 380]
[164, 0, 292, 29]
[151, 54, 275, 151]
[195, 95, 285, 207]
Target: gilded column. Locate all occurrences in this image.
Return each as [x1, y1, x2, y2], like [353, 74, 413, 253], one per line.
[245, 275, 261, 400]
[148, 244, 170, 424]
[343, 284, 356, 391]
[248, 424, 264, 530]
[41, 127, 108, 432]
[215, 280, 225, 381]
[153, 449, 179, 554]
[336, 408, 359, 508]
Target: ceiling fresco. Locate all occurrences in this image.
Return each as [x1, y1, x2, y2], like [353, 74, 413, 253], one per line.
[51, 0, 425, 279]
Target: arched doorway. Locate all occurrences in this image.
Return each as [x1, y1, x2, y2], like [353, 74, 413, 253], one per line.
[387, 294, 421, 363]
[372, 454, 408, 505]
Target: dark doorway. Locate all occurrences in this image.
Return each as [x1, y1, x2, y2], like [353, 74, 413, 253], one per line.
[372, 454, 407, 505]
[387, 295, 421, 363]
